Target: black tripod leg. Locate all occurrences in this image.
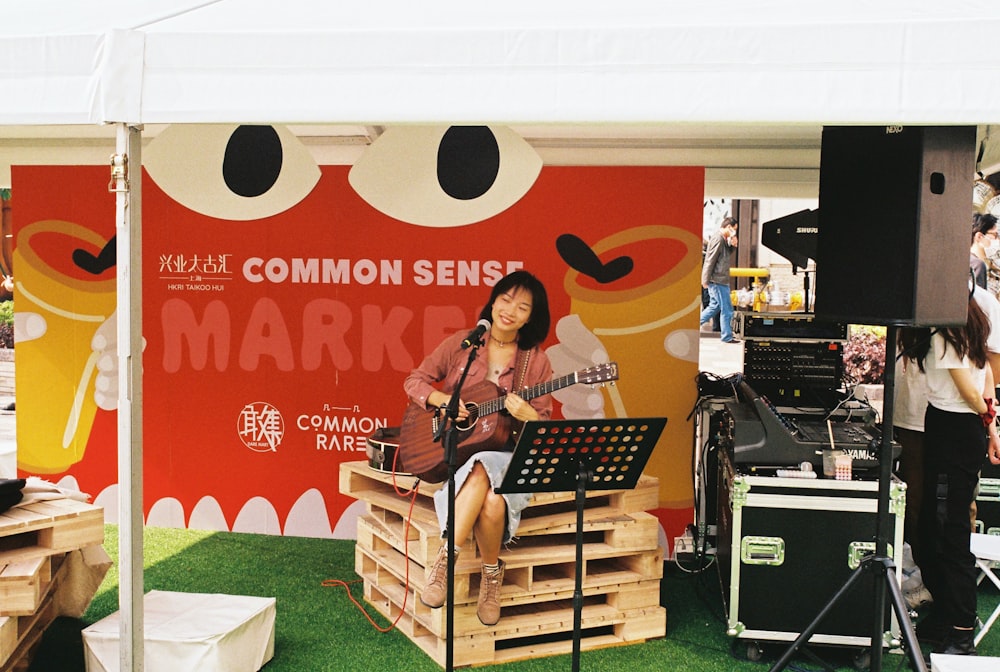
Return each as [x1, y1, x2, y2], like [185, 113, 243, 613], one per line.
[770, 556, 927, 672]
[877, 557, 926, 672]
[769, 564, 866, 672]
[798, 645, 838, 672]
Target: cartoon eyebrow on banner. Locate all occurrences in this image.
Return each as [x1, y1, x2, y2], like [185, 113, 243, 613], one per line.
[73, 235, 116, 276]
[555, 233, 633, 284]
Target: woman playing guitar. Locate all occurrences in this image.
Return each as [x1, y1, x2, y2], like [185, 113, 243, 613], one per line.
[402, 270, 553, 626]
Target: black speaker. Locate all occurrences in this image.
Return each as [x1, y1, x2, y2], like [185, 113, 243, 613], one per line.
[815, 126, 977, 326]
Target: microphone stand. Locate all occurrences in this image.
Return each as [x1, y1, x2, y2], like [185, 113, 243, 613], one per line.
[435, 333, 485, 672]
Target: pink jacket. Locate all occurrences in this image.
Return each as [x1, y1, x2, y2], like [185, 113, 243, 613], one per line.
[404, 331, 553, 420]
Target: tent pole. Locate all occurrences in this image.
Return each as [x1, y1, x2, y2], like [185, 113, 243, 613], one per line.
[114, 122, 144, 672]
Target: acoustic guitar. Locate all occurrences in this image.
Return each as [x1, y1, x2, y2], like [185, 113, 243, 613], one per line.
[397, 362, 619, 483]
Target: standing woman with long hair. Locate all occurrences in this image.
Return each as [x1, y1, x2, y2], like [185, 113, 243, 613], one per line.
[911, 293, 1000, 656]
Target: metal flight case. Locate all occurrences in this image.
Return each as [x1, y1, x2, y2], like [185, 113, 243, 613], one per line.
[721, 469, 906, 660]
[977, 458, 1000, 535]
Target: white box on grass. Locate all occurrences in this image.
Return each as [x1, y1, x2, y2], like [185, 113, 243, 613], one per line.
[82, 590, 276, 672]
[930, 653, 1000, 672]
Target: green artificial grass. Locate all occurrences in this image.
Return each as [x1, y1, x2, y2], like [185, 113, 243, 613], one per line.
[26, 525, 1000, 671]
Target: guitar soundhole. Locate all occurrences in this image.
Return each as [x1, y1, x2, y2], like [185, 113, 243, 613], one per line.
[457, 403, 479, 431]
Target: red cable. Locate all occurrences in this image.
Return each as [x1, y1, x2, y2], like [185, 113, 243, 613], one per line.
[323, 450, 423, 633]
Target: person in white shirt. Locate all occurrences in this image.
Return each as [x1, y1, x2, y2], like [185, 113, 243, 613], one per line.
[894, 285, 1000, 558]
[903, 287, 1000, 656]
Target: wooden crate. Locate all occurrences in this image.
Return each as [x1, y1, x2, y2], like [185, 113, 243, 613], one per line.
[339, 461, 660, 532]
[0, 552, 68, 617]
[0, 498, 104, 562]
[363, 576, 666, 668]
[339, 460, 667, 667]
[0, 591, 57, 671]
[0, 497, 107, 672]
[357, 509, 662, 584]
[356, 513, 662, 611]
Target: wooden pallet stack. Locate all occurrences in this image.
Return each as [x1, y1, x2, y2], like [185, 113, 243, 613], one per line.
[1, 496, 107, 672]
[339, 460, 666, 667]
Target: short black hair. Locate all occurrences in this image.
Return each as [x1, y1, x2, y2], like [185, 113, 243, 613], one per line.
[477, 270, 551, 350]
[973, 212, 998, 241]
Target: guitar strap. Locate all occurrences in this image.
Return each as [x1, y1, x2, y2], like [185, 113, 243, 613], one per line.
[514, 346, 530, 391]
[508, 347, 531, 450]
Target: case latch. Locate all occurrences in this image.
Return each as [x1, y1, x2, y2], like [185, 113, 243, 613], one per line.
[847, 541, 894, 569]
[740, 536, 785, 566]
[979, 478, 1000, 502]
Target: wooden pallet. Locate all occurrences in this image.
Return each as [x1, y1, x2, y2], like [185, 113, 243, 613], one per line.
[0, 552, 68, 616]
[340, 459, 667, 667]
[0, 590, 58, 671]
[1, 545, 111, 670]
[0, 497, 107, 672]
[339, 461, 660, 533]
[0, 498, 104, 563]
[359, 504, 662, 570]
[363, 576, 666, 668]
[356, 514, 662, 615]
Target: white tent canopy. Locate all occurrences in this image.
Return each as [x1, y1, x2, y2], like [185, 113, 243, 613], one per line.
[4, 2, 1000, 669]
[3, 0, 1000, 128]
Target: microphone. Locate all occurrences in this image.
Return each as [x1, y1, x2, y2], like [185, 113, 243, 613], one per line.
[461, 319, 491, 349]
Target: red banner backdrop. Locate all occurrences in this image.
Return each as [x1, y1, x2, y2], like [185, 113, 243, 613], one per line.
[13, 157, 703, 542]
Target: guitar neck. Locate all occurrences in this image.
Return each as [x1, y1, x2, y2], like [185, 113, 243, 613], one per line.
[477, 371, 580, 419]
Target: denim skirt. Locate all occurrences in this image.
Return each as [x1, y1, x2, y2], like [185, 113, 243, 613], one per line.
[433, 450, 531, 545]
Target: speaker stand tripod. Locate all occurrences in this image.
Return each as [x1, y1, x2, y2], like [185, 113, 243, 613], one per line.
[769, 325, 925, 672]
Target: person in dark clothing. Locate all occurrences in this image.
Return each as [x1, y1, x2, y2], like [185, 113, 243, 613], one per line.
[909, 291, 1000, 656]
[699, 217, 738, 343]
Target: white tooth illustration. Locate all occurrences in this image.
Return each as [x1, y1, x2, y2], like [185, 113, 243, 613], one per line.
[284, 488, 333, 538]
[78, 485, 350, 539]
[93, 484, 120, 524]
[146, 497, 185, 528]
[333, 500, 368, 540]
[232, 496, 281, 535]
[56, 474, 82, 492]
[189, 496, 229, 531]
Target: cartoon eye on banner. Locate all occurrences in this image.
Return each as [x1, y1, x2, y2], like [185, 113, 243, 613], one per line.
[348, 125, 542, 227]
[144, 124, 321, 221]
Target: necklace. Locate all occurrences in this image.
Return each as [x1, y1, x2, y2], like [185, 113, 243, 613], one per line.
[490, 334, 516, 348]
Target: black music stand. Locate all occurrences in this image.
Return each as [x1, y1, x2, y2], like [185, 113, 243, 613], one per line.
[497, 417, 667, 672]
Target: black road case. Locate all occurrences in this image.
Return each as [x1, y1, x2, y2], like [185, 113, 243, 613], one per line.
[976, 459, 1000, 535]
[726, 474, 906, 650]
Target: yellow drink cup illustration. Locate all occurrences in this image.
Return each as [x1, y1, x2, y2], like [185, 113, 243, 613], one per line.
[14, 220, 116, 474]
[563, 225, 702, 509]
